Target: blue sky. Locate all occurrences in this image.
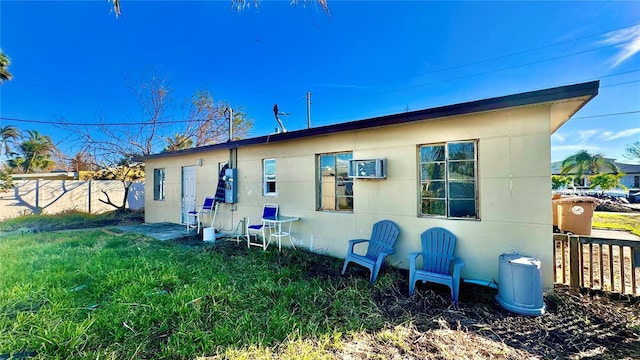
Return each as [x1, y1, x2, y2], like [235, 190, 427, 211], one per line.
[1, 1, 639, 163]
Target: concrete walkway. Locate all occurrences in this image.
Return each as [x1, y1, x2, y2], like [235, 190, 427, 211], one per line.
[590, 228, 640, 241]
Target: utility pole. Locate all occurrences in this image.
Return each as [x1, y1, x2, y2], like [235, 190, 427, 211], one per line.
[306, 91, 311, 129]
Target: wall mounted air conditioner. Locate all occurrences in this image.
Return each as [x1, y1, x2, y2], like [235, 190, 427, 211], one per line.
[348, 158, 387, 179]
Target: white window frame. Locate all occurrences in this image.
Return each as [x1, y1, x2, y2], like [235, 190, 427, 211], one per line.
[317, 152, 354, 212]
[263, 158, 277, 196]
[418, 140, 478, 219]
[153, 168, 165, 201]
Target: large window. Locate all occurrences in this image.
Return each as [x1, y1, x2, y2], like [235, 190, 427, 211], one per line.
[419, 141, 478, 218]
[153, 168, 165, 201]
[263, 158, 277, 196]
[318, 152, 353, 211]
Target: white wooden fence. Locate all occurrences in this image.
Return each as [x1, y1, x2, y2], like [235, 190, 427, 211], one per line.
[0, 180, 144, 219]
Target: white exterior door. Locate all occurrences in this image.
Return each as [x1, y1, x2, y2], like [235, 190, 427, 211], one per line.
[182, 166, 196, 224]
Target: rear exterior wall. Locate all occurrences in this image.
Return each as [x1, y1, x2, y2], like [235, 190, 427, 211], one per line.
[145, 103, 555, 288]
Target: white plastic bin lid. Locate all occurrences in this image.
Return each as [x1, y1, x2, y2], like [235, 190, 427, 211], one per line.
[509, 257, 541, 267]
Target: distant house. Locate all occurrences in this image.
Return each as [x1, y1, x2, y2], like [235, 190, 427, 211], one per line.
[551, 159, 640, 191]
[615, 162, 640, 190]
[141, 81, 599, 290]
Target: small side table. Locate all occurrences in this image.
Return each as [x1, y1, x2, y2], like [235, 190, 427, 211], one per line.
[263, 216, 300, 251]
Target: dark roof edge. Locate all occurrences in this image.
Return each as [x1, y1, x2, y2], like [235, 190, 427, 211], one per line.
[141, 81, 599, 161]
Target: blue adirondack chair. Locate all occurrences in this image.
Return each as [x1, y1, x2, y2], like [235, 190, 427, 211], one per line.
[408, 227, 464, 303]
[341, 220, 400, 284]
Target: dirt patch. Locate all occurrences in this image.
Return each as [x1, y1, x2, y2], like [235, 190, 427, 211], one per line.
[179, 240, 640, 359]
[596, 201, 640, 213]
[376, 281, 639, 358]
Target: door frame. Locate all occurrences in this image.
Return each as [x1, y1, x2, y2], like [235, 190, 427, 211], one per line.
[181, 166, 196, 224]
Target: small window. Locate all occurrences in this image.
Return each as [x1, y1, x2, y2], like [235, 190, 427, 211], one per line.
[317, 152, 353, 211]
[263, 158, 277, 196]
[419, 141, 478, 219]
[153, 168, 165, 201]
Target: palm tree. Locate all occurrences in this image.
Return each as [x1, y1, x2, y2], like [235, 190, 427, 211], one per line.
[560, 150, 619, 187]
[8, 130, 58, 173]
[0, 50, 13, 83]
[1, 125, 21, 158]
[624, 141, 640, 162]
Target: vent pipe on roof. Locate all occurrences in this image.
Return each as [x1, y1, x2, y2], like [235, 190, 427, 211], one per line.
[306, 91, 311, 129]
[226, 106, 233, 141]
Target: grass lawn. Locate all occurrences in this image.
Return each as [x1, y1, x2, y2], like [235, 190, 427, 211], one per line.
[1, 212, 639, 359]
[592, 212, 640, 237]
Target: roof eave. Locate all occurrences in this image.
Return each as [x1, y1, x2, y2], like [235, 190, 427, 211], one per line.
[140, 80, 599, 161]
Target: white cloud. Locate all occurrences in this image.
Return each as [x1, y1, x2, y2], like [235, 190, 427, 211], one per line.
[553, 144, 600, 152]
[600, 127, 640, 141]
[551, 133, 565, 142]
[599, 131, 613, 140]
[577, 129, 600, 143]
[602, 24, 640, 67]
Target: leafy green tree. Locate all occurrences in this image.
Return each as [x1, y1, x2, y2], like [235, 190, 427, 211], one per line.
[0, 50, 12, 83]
[588, 173, 626, 193]
[560, 150, 619, 186]
[7, 130, 58, 173]
[1, 125, 21, 158]
[552, 175, 573, 190]
[624, 141, 640, 162]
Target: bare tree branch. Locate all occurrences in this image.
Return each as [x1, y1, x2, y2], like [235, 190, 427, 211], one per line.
[110, 0, 330, 18]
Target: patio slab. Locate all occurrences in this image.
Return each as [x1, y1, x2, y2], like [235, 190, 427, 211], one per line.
[116, 222, 195, 241]
[115, 222, 242, 242]
[117, 222, 638, 243]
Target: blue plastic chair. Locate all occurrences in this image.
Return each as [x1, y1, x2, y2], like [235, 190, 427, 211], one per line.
[341, 220, 400, 283]
[408, 227, 464, 303]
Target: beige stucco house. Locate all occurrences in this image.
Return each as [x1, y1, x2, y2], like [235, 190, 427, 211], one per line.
[142, 81, 599, 289]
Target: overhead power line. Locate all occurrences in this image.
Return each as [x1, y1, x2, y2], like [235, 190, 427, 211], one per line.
[2, 107, 638, 128]
[319, 41, 638, 103]
[571, 110, 640, 120]
[312, 22, 640, 96]
[0, 117, 217, 127]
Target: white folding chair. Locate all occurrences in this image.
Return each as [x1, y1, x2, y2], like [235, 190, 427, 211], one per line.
[246, 204, 278, 250]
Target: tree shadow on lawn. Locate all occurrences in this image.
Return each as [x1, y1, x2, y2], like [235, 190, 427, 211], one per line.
[173, 235, 640, 359]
